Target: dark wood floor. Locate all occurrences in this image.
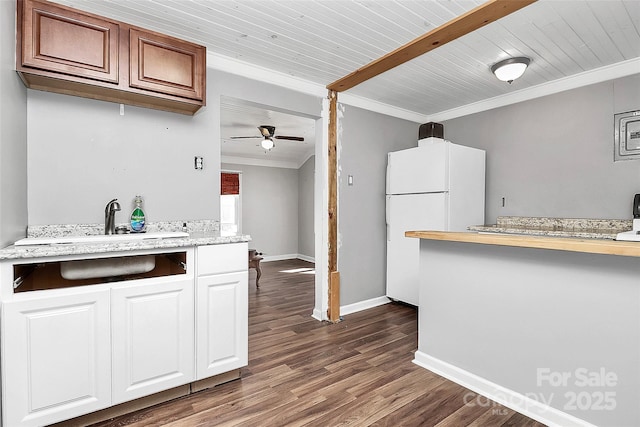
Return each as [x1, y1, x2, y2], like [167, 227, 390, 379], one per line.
[91, 259, 546, 427]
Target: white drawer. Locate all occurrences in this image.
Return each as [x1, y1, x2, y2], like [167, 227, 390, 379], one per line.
[197, 242, 247, 276]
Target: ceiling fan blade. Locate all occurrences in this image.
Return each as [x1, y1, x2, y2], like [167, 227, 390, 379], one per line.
[229, 136, 261, 139]
[274, 135, 305, 141]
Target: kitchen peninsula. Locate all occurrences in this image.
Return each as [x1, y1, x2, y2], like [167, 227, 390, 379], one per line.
[406, 228, 640, 427]
[0, 221, 251, 427]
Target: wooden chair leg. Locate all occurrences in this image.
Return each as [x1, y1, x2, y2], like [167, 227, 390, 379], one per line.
[249, 249, 263, 288]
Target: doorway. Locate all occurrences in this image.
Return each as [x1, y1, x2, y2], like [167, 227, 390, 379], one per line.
[219, 96, 326, 318]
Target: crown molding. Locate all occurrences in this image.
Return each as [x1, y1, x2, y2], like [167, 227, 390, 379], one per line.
[221, 155, 301, 170]
[426, 58, 640, 122]
[337, 92, 429, 123]
[298, 148, 315, 168]
[208, 51, 640, 125]
[221, 151, 315, 170]
[206, 51, 426, 123]
[207, 52, 327, 98]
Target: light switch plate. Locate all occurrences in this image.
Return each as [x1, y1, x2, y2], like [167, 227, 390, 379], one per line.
[614, 110, 640, 161]
[194, 156, 204, 170]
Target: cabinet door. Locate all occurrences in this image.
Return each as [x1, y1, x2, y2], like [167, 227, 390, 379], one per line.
[129, 28, 205, 101]
[20, 0, 120, 83]
[111, 278, 194, 404]
[1, 290, 111, 427]
[197, 242, 248, 276]
[196, 271, 248, 379]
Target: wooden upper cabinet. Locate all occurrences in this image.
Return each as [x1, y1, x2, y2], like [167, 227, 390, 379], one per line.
[20, 0, 119, 84]
[130, 29, 205, 102]
[16, 0, 206, 115]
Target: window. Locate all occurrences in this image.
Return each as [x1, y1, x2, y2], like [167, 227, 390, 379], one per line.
[220, 172, 241, 235]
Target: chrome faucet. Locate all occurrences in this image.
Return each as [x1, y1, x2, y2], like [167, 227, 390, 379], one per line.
[104, 199, 121, 235]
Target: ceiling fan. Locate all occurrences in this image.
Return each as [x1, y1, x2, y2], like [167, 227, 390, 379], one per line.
[230, 125, 304, 150]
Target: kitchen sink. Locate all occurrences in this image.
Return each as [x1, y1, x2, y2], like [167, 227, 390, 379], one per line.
[14, 231, 189, 246]
[60, 255, 156, 280]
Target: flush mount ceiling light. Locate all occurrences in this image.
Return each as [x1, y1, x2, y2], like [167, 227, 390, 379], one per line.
[261, 137, 274, 150]
[491, 57, 531, 84]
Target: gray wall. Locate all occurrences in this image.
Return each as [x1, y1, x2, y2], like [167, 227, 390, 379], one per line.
[0, 1, 27, 247]
[443, 74, 640, 224]
[221, 156, 315, 260]
[25, 70, 322, 226]
[298, 155, 315, 259]
[338, 105, 418, 306]
[417, 240, 640, 427]
[27, 89, 218, 225]
[221, 163, 299, 258]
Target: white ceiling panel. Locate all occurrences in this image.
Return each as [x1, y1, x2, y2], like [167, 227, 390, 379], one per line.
[50, 0, 640, 162]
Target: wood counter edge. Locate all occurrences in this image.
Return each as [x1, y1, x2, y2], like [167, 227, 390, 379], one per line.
[405, 230, 640, 258]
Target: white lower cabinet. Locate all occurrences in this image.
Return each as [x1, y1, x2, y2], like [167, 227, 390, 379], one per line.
[1, 289, 111, 427]
[111, 278, 194, 404]
[1, 243, 248, 426]
[196, 271, 248, 378]
[196, 242, 248, 379]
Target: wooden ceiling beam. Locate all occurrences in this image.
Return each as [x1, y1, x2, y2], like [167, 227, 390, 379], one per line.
[326, 0, 537, 92]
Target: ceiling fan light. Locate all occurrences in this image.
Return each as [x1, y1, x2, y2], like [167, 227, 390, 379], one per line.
[491, 57, 530, 83]
[261, 138, 274, 150]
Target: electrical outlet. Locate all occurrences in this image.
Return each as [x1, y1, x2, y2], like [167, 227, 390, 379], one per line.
[194, 156, 203, 170]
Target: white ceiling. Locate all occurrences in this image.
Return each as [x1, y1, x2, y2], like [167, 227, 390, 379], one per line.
[219, 97, 316, 168]
[51, 0, 640, 165]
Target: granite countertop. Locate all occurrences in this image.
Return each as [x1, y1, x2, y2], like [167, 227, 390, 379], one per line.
[468, 216, 632, 240]
[0, 220, 252, 260]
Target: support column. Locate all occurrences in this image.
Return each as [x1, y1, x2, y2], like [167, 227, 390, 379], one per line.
[327, 90, 340, 323]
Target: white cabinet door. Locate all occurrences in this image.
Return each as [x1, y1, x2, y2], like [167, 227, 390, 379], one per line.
[197, 242, 247, 275]
[196, 271, 248, 379]
[1, 290, 111, 427]
[111, 278, 194, 404]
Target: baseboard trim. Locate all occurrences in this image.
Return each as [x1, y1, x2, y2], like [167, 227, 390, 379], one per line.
[260, 254, 315, 263]
[191, 369, 241, 393]
[311, 308, 323, 321]
[51, 370, 241, 427]
[340, 296, 391, 316]
[412, 351, 597, 427]
[261, 254, 298, 262]
[297, 254, 315, 263]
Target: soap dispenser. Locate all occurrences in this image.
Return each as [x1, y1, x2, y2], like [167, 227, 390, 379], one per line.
[130, 195, 146, 233]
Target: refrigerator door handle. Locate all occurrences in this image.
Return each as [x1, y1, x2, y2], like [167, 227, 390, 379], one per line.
[386, 195, 391, 241]
[385, 155, 391, 194]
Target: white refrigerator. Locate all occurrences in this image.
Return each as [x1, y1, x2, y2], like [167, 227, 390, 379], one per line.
[386, 139, 485, 306]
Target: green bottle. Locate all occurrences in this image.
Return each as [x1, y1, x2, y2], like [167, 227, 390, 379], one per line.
[130, 195, 146, 232]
